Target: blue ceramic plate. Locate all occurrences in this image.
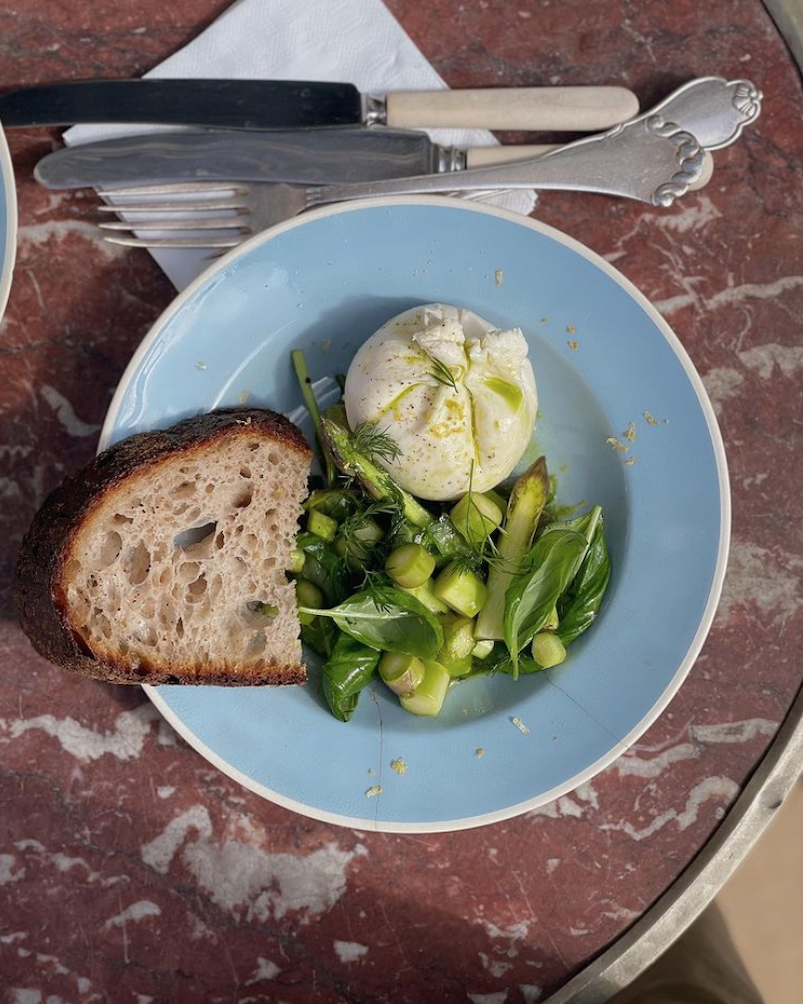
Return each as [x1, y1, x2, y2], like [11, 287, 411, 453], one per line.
[100, 198, 729, 832]
[0, 119, 17, 325]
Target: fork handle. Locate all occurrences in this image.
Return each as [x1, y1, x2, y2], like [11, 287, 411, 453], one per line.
[315, 116, 705, 208]
[465, 144, 715, 190]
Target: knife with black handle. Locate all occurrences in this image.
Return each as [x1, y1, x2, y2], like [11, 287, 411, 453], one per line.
[34, 127, 577, 189]
[0, 78, 639, 132]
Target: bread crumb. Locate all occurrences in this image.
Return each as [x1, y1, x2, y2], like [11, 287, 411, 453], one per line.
[566, 325, 576, 334]
[462, 708, 469, 717]
[625, 456, 639, 466]
[511, 716, 530, 735]
[237, 389, 251, 404]
[367, 768, 375, 776]
[365, 785, 383, 798]
[567, 340, 580, 351]
[235, 416, 253, 426]
[606, 437, 630, 454]
[624, 421, 636, 442]
[540, 317, 548, 323]
[390, 758, 407, 776]
[475, 747, 486, 758]
[495, 270, 504, 286]
[643, 411, 660, 425]
[195, 361, 207, 371]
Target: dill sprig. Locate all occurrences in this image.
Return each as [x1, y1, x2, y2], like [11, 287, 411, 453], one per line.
[429, 356, 458, 391]
[362, 569, 395, 612]
[352, 421, 403, 463]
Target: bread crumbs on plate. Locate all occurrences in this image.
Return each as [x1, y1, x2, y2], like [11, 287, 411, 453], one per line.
[625, 456, 640, 466]
[367, 768, 375, 776]
[237, 389, 251, 404]
[365, 785, 383, 798]
[475, 747, 486, 758]
[511, 716, 530, 735]
[566, 324, 576, 334]
[624, 421, 636, 442]
[567, 340, 580, 351]
[195, 361, 207, 371]
[606, 436, 630, 454]
[390, 758, 407, 776]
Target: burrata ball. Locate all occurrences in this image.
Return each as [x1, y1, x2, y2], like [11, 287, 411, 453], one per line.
[343, 303, 537, 500]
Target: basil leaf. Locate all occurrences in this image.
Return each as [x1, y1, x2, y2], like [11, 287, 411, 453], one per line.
[302, 586, 443, 659]
[321, 632, 381, 722]
[300, 616, 337, 658]
[557, 518, 611, 646]
[503, 529, 588, 676]
[539, 505, 602, 545]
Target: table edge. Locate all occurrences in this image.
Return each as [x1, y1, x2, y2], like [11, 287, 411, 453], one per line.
[546, 676, 803, 1003]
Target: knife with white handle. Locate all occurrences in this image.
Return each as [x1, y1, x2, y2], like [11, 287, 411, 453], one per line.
[0, 78, 639, 132]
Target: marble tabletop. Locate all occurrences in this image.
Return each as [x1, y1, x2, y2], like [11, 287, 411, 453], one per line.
[1, 1, 802, 1002]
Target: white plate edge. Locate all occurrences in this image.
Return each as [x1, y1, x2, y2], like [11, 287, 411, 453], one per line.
[0, 119, 19, 326]
[97, 195, 731, 833]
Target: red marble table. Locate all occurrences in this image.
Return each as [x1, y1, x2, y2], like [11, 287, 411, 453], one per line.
[1, 2, 801, 1002]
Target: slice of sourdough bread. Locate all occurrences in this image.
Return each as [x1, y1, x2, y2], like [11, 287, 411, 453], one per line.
[14, 409, 312, 686]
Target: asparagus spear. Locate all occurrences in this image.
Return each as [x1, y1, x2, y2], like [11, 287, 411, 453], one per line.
[320, 405, 434, 528]
[474, 457, 550, 642]
[291, 349, 336, 486]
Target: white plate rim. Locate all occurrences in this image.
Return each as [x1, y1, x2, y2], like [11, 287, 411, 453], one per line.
[99, 195, 731, 833]
[0, 118, 18, 326]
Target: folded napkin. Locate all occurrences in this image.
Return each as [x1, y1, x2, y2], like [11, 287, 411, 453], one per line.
[66, 0, 535, 292]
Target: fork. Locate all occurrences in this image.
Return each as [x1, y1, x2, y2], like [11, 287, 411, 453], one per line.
[98, 114, 705, 251]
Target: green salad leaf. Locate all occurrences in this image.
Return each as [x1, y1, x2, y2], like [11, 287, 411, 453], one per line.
[503, 529, 589, 676]
[321, 632, 381, 722]
[557, 515, 611, 646]
[300, 586, 443, 659]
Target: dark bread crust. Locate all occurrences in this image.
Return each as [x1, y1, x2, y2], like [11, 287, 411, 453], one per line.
[13, 408, 311, 686]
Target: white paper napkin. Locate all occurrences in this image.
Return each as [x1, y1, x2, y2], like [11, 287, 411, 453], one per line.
[65, 0, 535, 291]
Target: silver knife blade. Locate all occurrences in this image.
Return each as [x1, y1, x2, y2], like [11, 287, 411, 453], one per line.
[35, 128, 466, 189]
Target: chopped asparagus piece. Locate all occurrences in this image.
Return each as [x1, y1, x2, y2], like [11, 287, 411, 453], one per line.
[471, 639, 495, 659]
[400, 660, 451, 717]
[532, 632, 567, 669]
[334, 516, 383, 566]
[451, 492, 503, 545]
[288, 548, 306, 574]
[399, 580, 450, 615]
[385, 543, 436, 589]
[296, 579, 324, 625]
[433, 562, 487, 618]
[307, 510, 338, 543]
[439, 615, 477, 668]
[475, 457, 549, 641]
[379, 652, 426, 696]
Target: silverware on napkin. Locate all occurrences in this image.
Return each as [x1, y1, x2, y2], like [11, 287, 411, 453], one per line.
[0, 78, 638, 132]
[33, 77, 755, 193]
